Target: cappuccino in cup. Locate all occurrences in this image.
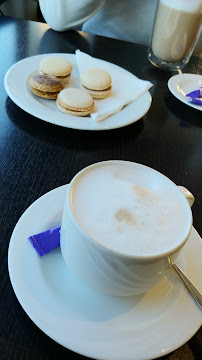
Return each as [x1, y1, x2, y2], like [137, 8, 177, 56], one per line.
[60, 161, 193, 296]
[72, 161, 191, 257]
[148, 0, 202, 70]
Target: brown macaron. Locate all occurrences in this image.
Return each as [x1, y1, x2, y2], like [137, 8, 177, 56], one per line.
[29, 74, 64, 99]
[80, 68, 112, 99]
[57, 88, 94, 117]
[39, 56, 72, 86]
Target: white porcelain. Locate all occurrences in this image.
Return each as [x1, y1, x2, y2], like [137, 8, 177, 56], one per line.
[4, 53, 152, 131]
[8, 184, 202, 360]
[39, 0, 104, 32]
[60, 160, 194, 296]
[168, 73, 202, 111]
[178, 185, 195, 207]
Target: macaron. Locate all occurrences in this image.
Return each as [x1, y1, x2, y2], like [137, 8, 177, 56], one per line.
[39, 56, 72, 85]
[80, 68, 112, 99]
[57, 88, 94, 116]
[29, 74, 64, 99]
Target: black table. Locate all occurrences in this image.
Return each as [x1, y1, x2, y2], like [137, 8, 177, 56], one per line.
[1, 16, 202, 360]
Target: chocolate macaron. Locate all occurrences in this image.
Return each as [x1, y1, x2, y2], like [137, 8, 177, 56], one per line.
[57, 88, 94, 116]
[80, 68, 112, 99]
[29, 74, 64, 99]
[39, 56, 72, 86]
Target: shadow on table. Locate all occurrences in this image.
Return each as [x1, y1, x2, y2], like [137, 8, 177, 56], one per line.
[6, 97, 144, 152]
[164, 93, 202, 128]
[37, 28, 91, 55]
[142, 63, 173, 84]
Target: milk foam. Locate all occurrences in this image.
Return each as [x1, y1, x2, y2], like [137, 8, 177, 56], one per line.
[161, 0, 202, 13]
[71, 162, 191, 256]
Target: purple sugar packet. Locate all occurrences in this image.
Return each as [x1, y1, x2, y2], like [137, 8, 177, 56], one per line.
[28, 226, 61, 256]
[188, 97, 202, 106]
[186, 87, 202, 106]
[186, 87, 202, 98]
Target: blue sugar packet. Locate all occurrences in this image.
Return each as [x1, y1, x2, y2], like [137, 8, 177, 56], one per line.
[186, 87, 202, 98]
[186, 87, 202, 106]
[188, 97, 202, 106]
[29, 226, 61, 256]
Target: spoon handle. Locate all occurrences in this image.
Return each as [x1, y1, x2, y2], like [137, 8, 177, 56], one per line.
[172, 263, 202, 310]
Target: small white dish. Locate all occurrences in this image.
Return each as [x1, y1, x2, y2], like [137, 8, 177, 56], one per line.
[168, 73, 202, 111]
[8, 185, 202, 360]
[4, 54, 152, 131]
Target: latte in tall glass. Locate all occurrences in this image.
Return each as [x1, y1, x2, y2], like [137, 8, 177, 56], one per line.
[148, 0, 202, 69]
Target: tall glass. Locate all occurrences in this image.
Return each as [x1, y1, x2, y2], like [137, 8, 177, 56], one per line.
[148, 0, 202, 71]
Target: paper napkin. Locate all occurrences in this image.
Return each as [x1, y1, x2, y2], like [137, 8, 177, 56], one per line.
[76, 50, 153, 122]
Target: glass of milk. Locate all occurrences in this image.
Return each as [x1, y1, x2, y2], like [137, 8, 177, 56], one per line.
[148, 0, 202, 70]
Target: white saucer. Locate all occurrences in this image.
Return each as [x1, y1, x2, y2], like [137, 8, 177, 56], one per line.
[4, 53, 151, 131]
[8, 185, 202, 360]
[168, 73, 202, 111]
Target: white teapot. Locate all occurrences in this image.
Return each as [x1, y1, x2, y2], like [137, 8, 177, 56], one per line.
[39, 0, 104, 31]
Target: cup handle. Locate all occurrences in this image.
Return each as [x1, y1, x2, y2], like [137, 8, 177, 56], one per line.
[178, 186, 195, 207]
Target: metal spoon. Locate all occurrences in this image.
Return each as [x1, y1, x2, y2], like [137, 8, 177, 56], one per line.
[167, 256, 202, 310]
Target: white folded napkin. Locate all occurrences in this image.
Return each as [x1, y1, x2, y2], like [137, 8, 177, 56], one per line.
[76, 50, 153, 122]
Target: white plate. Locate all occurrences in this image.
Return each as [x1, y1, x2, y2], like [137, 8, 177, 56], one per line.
[168, 73, 202, 111]
[4, 53, 152, 131]
[8, 185, 202, 360]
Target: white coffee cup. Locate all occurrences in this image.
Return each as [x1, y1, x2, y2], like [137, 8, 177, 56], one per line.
[60, 160, 194, 296]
